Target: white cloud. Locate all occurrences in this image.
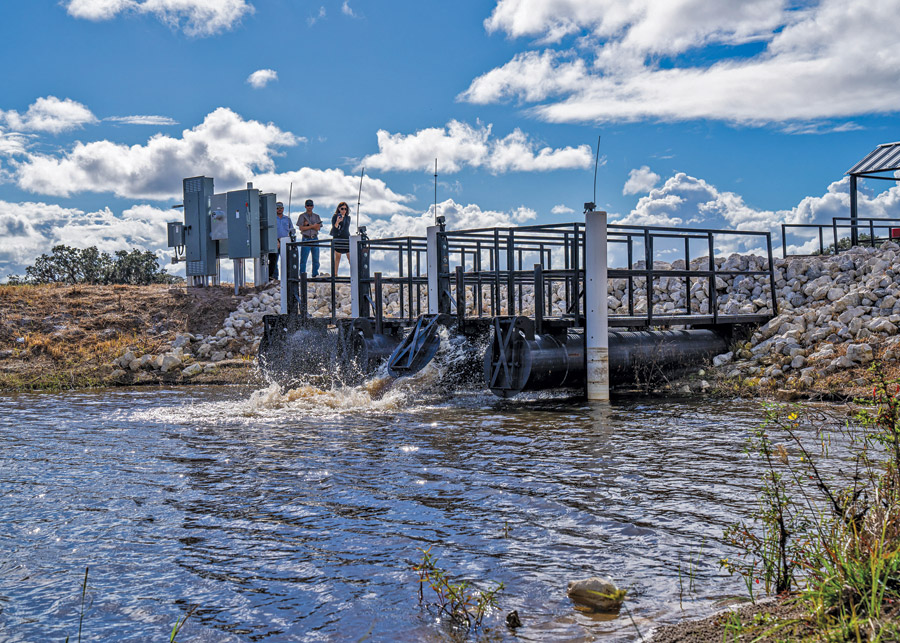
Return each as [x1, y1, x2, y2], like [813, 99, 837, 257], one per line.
[13, 107, 302, 200]
[464, 0, 900, 125]
[105, 115, 179, 126]
[64, 0, 254, 36]
[0, 200, 173, 279]
[1, 96, 97, 134]
[623, 165, 660, 195]
[251, 167, 413, 217]
[341, 1, 358, 18]
[308, 6, 326, 26]
[551, 204, 575, 214]
[614, 171, 900, 254]
[363, 198, 537, 240]
[247, 69, 278, 89]
[362, 120, 593, 174]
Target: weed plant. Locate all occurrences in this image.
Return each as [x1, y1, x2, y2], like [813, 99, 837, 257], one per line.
[412, 547, 504, 633]
[721, 368, 900, 640]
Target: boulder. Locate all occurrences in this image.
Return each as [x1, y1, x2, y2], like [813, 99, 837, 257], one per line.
[182, 363, 203, 377]
[566, 577, 624, 612]
[846, 343, 874, 364]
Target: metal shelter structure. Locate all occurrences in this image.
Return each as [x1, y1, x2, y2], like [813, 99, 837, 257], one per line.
[847, 142, 900, 246]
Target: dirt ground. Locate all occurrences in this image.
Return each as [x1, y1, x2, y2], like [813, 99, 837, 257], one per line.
[0, 283, 261, 390]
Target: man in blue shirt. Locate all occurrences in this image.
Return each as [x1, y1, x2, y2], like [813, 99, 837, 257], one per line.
[269, 201, 295, 281]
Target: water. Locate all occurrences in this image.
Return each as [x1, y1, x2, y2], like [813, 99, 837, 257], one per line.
[0, 377, 834, 642]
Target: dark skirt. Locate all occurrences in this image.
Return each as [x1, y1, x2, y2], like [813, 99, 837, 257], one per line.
[333, 238, 350, 253]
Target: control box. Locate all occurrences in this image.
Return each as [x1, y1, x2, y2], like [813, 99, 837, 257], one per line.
[226, 188, 260, 259]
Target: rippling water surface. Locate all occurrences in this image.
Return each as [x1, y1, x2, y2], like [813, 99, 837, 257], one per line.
[0, 377, 833, 641]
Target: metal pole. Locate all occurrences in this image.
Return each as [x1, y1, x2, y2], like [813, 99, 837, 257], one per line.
[426, 225, 440, 315]
[350, 234, 362, 318]
[585, 210, 610, 401]
[279, 237, 290, 314]
[850, 175, 859, 247]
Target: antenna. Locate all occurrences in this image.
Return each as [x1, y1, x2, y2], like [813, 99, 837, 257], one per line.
[585, 135, 601, 213]
[288, 182, 293, 218]
[434, 158, 438, 225]
[356, 166, 365, 232]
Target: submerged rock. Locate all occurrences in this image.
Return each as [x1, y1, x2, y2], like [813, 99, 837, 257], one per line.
[566, 576, 624, 612]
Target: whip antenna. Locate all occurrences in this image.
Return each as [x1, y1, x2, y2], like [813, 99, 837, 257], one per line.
[356, 167, 365, 232]
[593, 135, 601, 207]
[434, 158, 438, 225]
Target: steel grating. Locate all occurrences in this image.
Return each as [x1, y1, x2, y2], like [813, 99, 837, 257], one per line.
[847, 142, 900, 176]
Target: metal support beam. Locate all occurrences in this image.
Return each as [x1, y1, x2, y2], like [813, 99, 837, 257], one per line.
[350, 234, 370, 318]
[850, 174, 859, 246]
[426, 223, 451, 315]
[585, 210, 610, 401]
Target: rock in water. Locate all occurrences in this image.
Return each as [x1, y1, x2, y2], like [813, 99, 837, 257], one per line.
[566, 576, 625, 611]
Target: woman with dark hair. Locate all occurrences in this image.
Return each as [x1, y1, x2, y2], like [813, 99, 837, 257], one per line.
[330, 201, 352, 273]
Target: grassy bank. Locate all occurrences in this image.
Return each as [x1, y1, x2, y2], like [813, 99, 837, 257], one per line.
[0, 283, 255, 391]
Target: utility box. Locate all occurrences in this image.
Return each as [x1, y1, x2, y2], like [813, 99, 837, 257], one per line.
[210, 193, 228, 241]
[183, 176, 217, 277]
[226, 188, 260, 259]
[259, 192, 278, 255]
[167, 221, 185, 248]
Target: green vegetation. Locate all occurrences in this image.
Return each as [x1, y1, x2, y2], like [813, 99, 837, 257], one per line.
[720, 367, 900, 640]
[7, 244, 180, 285]
[412, 547, 504, 632]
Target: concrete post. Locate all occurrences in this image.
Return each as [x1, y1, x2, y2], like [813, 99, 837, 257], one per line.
[279, 236, 290, 314]
[585, 210, 610, 401]
[426, 224, 439, 315]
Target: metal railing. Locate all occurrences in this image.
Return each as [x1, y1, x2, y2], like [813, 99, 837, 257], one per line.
[781, 217, 900, 257]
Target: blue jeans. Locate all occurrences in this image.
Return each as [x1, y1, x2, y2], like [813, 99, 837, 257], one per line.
[300, 241, 320, 277]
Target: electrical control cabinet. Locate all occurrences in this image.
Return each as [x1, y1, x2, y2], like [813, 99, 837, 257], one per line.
[167, 221, 185, 248]
[259, 192, 278, 255]
[226, 188, 260, 259]
[183, 176, 216, 276]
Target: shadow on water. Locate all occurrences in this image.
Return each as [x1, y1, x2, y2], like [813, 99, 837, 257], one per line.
[0, 359, 847, 641]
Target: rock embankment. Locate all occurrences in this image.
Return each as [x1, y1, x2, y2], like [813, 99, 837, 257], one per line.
[712, 241, 900, 392]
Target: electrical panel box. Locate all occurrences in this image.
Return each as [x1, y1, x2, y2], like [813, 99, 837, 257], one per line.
[210, 193, 228, 241]
[167, 221, 184, 248]
[259, 193, 278, 255]
[183, 176, 217, 276]
[226, 188, 260, 259]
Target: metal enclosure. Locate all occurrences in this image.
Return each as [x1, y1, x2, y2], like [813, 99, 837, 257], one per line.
[166, 221, 184, 248]
[226, 188, 260, 259]
[259, 193, 278, 255]
[183, 176, 216, 276]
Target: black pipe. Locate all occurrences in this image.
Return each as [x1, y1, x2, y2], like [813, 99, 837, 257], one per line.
[484, 324, 728, 398]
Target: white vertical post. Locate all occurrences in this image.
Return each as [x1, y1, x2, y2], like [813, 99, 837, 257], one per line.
[426, 225, 440, 315]
[349, 235, 361, 317]
[279, 236, 290, 314]
[585, 210, 610, 401]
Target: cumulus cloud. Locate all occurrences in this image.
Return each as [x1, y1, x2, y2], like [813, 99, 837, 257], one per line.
[551, 204, 575, 215]
[12, 107, 302, 200]
[363, 198, 537, 240]
[1, 96, 97, 134]
[105, 115, 178, 126]
[623, 165, 660, 195]
[247, 69, 278, 89]
[0, 200, 173, 279]
[362, 120, 593, 174]
[341, 1, 358, 18]
[64, 0, 254, 36]
[614, 171, 900, 255]
[251, 167, 412, 217]
[463, 0, 900, 125]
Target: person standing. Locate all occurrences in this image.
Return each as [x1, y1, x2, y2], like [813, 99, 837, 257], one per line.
[330, 201, 352, 273]
[269, 201, 295, 281]
[297, 198, 322, 277]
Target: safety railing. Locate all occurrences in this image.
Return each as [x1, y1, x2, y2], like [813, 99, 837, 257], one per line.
[781, 217, 900, 257]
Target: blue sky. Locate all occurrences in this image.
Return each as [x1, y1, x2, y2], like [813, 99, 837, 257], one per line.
[1, 0, 898, 278]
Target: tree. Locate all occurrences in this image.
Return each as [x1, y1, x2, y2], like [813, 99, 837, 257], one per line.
[19, 245, 181, 285]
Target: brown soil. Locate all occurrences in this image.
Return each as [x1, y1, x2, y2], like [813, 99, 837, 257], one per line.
[0, 283, 260, 390]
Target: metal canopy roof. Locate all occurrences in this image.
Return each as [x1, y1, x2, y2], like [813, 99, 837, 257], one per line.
[847, 141, 900, 176]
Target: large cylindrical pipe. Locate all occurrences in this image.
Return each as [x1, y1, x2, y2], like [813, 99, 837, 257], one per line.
[485, 328, 728, 397]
